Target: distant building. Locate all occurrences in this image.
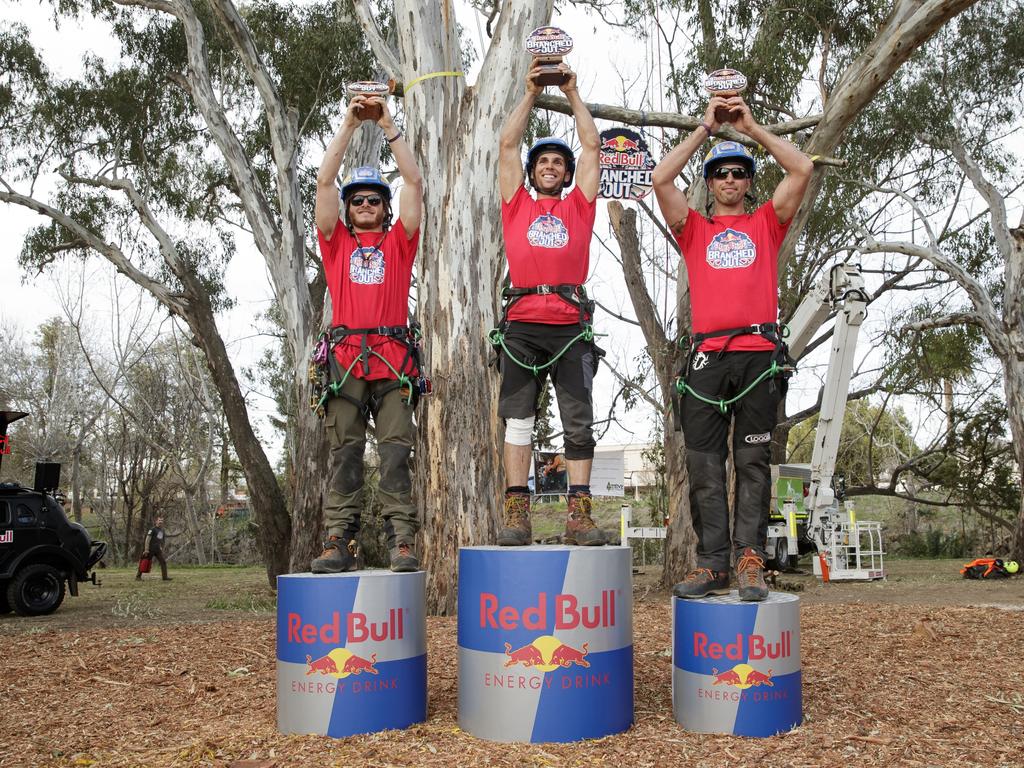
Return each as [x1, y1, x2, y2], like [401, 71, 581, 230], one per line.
[594, 443, 658, 498]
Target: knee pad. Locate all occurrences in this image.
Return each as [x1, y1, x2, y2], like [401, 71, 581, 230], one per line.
[333, 443, 366, 494]
[504, 416, 535, 446]
[377, 443, 413, 493]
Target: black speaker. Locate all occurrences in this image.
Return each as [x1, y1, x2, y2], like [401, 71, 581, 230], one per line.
[34, 462, 61, 493]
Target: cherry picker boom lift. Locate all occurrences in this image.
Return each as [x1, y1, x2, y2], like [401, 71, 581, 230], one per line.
[766, 263, 885, 581]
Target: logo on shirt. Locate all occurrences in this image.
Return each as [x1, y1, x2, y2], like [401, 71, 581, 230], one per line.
[349, 245, 385, 285]
[706, 229, 756, 270]
[527, 212, 570, 249]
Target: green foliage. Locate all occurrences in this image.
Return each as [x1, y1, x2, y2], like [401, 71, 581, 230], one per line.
[788, 399, 918, 487]
[896, 528, 978, 558]
[4, 1, 372, 305]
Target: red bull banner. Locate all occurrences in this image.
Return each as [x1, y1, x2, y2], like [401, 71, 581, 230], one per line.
[598, 127, 655, 200]
[457, 546, 633, 742]
[277, 571, 426, 737]
[673, 591, 801, 736]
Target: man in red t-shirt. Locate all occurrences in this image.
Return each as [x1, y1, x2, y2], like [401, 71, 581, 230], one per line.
[652, 94, 813, 601]
[495, 63, 607, 547]
[311, 91, 424, 573]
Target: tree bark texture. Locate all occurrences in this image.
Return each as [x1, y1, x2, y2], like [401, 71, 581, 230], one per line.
[356, 0, 553, 613]
[607, 202, 696, 586]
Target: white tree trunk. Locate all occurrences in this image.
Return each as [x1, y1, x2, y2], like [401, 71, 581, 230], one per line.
[358, 0, 552, 613]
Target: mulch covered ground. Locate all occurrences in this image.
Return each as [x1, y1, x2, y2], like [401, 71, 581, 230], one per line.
[2, 600, 1022, 767]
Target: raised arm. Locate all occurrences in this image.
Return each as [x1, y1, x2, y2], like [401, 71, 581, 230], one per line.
[376, 98, 423, 238]
[499, 67, 543, 204]
[651, 98, 724, 236]
[560, 66, 599, 202]
[727, 96, 813, 224]
[316, 96, 367, 240]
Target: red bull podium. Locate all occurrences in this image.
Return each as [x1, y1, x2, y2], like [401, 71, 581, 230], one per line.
[457, 545, 633, 742]
[277, 570, 426, 738]
[673, 591, 801, 737]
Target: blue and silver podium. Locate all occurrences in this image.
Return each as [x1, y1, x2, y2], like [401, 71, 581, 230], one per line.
[457, 546, 634, 742]
[672, 591, 801, 737]
[276, 570, 427, 737]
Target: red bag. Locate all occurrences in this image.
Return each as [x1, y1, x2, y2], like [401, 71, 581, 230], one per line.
[139, 556, 152, 574]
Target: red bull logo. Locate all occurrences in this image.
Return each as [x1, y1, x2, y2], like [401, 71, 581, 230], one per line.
[294, 648, 396, 695]
[484, 634, 609, 691]
[305, 649, 378, 677]
[693, 630, 792, 661]
[711, 665, 774, 688]
[706, 228, 756, 269]
[504, 635, 590, 670]
[479, 589, 616, 630]
[286, 608, 405, 644]
[0, 531, 12, 544]
[601, 135, 640, 152]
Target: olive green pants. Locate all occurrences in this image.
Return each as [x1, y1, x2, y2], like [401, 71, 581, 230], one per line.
[323, 377, 418, 546]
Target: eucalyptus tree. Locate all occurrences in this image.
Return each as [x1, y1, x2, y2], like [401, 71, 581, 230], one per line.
[0, 1, 373, 580]
[598, 0, 990, 584]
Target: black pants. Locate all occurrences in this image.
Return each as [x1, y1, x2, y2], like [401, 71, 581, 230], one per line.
[497, 321, 599, 460]
[137, 550, 169, 580]
[681, 350, 785, 570]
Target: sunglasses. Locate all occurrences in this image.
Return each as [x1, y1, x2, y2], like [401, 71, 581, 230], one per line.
[710, 166, 751, 180]
[350, 195, 383, 207]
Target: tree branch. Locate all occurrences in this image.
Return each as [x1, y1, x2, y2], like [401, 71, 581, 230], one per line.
[0, 187, 187, 316]
[350, 0, 401, 77]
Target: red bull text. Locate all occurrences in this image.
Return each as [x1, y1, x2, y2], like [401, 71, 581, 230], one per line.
[673, 592, 801, 737]
[458, 546, 634, 743]
[277, 572, 426, 738]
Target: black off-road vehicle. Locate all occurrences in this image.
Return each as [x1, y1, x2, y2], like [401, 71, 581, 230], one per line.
[0, 479, 106, 616]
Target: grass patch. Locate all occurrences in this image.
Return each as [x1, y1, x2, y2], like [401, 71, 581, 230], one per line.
[205, 594, 276, 613]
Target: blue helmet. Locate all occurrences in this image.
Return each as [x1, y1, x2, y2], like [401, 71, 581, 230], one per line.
[702, 141, 756, 179]
[526, 136, 576, 189]
[340, 166, 392, 201]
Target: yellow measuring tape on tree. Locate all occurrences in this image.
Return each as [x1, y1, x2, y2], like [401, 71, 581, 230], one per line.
[404, 70, 465, 92]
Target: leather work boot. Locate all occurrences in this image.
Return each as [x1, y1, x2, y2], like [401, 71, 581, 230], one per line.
[736, 547, 769, 602]
[672, 568, 730, 599]
[389, 541, 420, 572]
[497, 492, 532, 546]
[311, 536, 361, 574]
[564, 492, 607, 546]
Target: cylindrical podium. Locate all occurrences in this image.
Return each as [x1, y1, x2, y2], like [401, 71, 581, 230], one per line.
[672, 591, 801, 737]
[277, 570, 426, 738]
[457, 546, 633, 743]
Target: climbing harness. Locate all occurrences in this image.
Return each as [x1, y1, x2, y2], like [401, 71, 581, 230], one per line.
[488, 284, 605, 375]
[672, 322, 794, 423]
[309, 322, 431, 420]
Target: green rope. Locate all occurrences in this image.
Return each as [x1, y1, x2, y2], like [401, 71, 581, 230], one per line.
[676, 361, 789, 414]
[315, 348, 414, 412]
[488, 325, 603, 376]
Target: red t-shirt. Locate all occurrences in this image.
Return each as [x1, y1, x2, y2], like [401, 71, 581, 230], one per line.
[501, 185, 596, 324]
[318, 221, 419, 380]
[675, 202, 789, 352]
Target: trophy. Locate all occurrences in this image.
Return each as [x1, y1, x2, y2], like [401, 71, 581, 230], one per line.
[704, 68, 748, 124]
[346, 80, 394, 122]
[525, 26, 574, 87]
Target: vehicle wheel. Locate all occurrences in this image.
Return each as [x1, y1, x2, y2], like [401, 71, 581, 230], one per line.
[0, 582, 10, 614]
[768, 543, 792, 572]
[7, 564, 66, 616]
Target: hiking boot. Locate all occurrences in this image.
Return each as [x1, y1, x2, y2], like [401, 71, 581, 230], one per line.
[672, 568, 730, 599]
[497, 493, 532, 546]
[390, 541, 420, 573]
[311, 536, 361, 574]
[736, 547, 769, 602]
[564, 493, 607, 546]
